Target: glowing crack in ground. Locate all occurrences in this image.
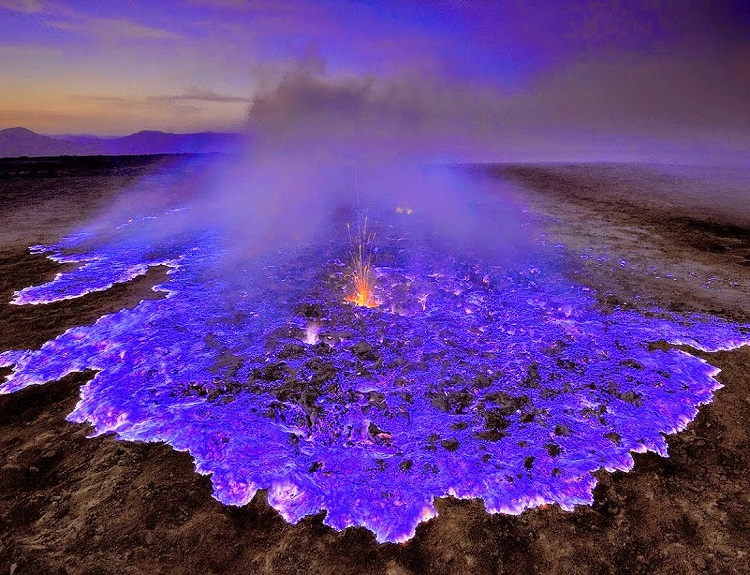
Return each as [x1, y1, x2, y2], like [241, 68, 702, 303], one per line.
[1, 203, 748, 543]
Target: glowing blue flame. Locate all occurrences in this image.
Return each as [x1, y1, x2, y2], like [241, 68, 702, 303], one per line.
[1, 206, 747, 543]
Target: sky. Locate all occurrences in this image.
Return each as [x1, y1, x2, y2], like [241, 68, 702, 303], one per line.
[0, 0, 748, 154]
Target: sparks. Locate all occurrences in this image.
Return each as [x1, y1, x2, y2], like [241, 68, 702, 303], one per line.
[345, 219, 378, 308]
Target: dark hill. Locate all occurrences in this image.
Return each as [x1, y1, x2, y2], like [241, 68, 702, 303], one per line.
[0, 128, 242, 158]
[0, 128, 95, 158]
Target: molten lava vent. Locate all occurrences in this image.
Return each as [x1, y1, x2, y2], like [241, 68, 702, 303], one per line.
[1, 203, 748, 543]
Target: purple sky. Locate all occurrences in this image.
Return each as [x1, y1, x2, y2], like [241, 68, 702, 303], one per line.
[1, 0, 748, 148]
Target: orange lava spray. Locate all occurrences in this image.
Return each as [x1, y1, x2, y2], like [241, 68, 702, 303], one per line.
[345, 219, 378, 308]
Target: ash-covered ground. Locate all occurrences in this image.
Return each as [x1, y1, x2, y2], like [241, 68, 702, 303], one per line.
[1, 156, 749, 574]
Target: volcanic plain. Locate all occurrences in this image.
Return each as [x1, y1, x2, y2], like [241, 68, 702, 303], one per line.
[1, 156, 748, 575]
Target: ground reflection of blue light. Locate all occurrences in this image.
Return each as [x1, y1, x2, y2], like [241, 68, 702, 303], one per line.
[1, 206, 747, 543]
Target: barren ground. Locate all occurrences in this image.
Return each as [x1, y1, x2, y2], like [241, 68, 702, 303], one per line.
[1, 156, 748, 575]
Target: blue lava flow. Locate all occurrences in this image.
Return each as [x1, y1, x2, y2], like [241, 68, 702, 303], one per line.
[1, 202, 748, 543]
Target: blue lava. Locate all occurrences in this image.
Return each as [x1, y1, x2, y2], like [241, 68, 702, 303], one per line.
[1, 205, 748, 543]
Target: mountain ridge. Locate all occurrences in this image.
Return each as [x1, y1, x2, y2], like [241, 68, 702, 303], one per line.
[0, 127, 242, 158]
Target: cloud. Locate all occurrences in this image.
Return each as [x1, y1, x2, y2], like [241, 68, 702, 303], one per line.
[149, 88, 253, 104]
[185, 0, 253, 8]
[0, 0, 179, 41]
[75, 95, 133, 105]
[0, 0, 44, 14]
[76, 89, 252, 106]
[47, 14, 180, 41]
[0, 43, 60, 57]
[184, 0, 304, 12]
[49, 89, 248, 135]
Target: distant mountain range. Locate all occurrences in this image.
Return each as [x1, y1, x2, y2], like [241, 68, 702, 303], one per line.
[0, 127, 243, 158]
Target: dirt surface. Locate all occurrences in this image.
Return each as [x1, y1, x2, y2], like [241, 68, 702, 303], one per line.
[1, 157, 748, 574]
[494, 163, 750, 322]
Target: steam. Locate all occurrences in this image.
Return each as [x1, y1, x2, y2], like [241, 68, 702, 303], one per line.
[165, 63, 537, 273]
[64, 45, 748, 272]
